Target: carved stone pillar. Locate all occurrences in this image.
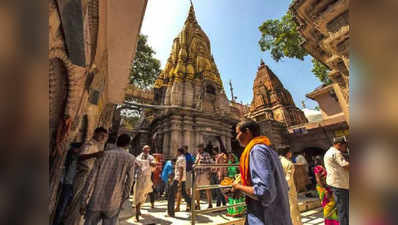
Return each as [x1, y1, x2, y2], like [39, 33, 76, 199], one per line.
[169, 115, 182, 158]
[184, 81, 195, 108]
[164, 84, 172, 105]
[162, 130, 171, 157]
[170, 82, 183, 106]
[183, 116, 194, 153]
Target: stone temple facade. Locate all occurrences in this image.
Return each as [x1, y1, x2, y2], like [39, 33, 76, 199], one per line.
[246, 60, 308, 149]
[151, 4, 237, 158]
[247, 60, 308, 126]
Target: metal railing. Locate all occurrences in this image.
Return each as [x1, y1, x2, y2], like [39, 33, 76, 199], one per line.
[191, 163, 245, 225]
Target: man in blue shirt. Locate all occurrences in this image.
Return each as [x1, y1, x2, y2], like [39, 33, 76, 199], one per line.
[232, 120, 292, 225]
[161, 159, 175, 198]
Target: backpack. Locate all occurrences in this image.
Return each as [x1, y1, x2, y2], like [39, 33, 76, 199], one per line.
[185, 153, 194, 172]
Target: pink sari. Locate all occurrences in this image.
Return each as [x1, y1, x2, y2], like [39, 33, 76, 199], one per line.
[314, 165, 339, 225]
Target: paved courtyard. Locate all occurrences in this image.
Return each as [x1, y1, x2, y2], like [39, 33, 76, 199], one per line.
[111, 198, 324, 225]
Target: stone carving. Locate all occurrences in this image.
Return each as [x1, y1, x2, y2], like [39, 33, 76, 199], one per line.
[290, 0, 349, 121]
[248, 60, 308, 126]
[154, 4, 223, 89]
[150, 3, 236, 158]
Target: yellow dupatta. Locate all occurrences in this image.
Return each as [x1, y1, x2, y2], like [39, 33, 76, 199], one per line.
[239, 136, 271, 186]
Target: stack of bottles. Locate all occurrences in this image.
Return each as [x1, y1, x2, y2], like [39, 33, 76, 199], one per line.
[227, 196, 246, 216]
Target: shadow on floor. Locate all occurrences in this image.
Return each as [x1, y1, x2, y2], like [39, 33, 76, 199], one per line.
[119, 214, 173, 225]
[300, 210, 324, 225]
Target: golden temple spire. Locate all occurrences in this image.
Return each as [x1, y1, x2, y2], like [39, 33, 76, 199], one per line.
[185, 0, 198, 25]
[155, 0, 223, 88]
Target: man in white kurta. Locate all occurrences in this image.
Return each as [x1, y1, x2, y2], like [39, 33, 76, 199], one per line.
[133, 145, 155, 221]
[280, 148, 303, 225]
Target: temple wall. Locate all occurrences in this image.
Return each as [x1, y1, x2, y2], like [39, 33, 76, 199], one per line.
[257, 120, 289, 149]
[152, 112, 234, 158]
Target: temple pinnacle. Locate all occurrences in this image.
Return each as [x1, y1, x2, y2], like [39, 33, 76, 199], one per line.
[260, 58, 265, 65]
[185, 0, 197, 24]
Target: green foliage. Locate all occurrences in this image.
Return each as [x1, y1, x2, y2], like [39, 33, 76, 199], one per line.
[311, 58, 332, 85]
[120, 109, 140, 129]
[258, 10, 331, 85]
[258, 11, 308, 62]
[129, 34, 161, 89]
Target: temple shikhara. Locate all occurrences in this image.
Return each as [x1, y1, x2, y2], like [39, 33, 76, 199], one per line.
[248, 60, 308, 126]
[150, 4, 237, 157]
[124, 2, 345, 157]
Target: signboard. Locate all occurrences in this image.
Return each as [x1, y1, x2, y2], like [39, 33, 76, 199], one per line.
[293, 127, 308, 135]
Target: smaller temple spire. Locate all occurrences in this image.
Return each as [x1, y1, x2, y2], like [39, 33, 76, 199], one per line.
[260, 58, 265, 66]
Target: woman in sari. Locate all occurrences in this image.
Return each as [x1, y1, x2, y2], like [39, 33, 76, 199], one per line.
[314, 156, 339, 225]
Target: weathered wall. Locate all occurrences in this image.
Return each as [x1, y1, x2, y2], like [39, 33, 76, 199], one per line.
[152, 111, 234, 158]
[49, 0, 148, 220]
[257, 120, 289, 149]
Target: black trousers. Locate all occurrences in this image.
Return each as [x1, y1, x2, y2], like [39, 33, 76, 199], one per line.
[167, 180, 191, 215]
[332, 187, 349, 225]
[214, 177, 226, 205]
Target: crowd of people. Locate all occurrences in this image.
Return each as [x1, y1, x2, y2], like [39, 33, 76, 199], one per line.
[52, 119, 349, 225]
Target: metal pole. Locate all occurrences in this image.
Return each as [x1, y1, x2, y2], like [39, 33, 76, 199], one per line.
[191, 168, 196, 225]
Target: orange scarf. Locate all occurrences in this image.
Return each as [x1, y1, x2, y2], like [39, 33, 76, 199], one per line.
[239, 136, 271, 186]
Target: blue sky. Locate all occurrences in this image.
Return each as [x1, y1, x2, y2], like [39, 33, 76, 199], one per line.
[140, 0, 322, 109]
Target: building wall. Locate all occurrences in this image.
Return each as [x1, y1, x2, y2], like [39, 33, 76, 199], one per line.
[49, 0, 148, 220]
[152, 111, 233, 158]
[315, 92, 342, 119]
[258, 120, 290, 149]
[291, 0, 350, 122]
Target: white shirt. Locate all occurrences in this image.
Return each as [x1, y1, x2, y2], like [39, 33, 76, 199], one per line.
[324, 147, 349, 189]
[174, 154, 186, 182]
[136, 153, 154, 177]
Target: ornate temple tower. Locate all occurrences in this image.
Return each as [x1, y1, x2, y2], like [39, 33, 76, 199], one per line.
[151, 3, 236, 158]
[248, 60, 308, 127]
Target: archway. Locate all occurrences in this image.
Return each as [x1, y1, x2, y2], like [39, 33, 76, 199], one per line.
[296, 146, 326, 166]
[295, 146, 326, 192]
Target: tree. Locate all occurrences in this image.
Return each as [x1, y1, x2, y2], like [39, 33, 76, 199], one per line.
[258, 10, 330, 84]
[311, 58, 332, 85]
[120, 108, 141, 129]
[259, 11, 308, 62]
[129, 34, 161, 89]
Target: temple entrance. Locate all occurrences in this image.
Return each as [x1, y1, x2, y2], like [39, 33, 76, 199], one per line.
[203, 135, 221, 154]
[294, 147, 326, 192]
[300, 147, 326, 160]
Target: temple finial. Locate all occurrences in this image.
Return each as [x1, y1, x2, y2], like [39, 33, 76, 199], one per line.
[260, 58, 265, 65]
[185, 0, 197, 24]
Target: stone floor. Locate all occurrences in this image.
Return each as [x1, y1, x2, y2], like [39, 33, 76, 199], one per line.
[108, 197, 324, 225]
[301, 207, 324, 225]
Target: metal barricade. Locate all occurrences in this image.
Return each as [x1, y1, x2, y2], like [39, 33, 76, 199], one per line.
[191, 164, 245, 225]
